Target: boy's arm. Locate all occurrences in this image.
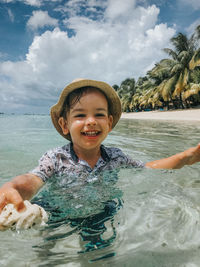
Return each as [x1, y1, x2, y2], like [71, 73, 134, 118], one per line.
[146, 143, 200, 169]
[0, 174, 44, 213]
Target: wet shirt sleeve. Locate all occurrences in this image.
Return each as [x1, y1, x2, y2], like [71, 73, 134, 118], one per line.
[29, 151, 55, 182]
[105, 146, 145, 168]
[125, 154, 145, 168]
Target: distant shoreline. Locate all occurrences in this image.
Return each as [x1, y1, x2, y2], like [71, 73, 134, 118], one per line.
[1, 109, 200, 122]
[121, 108, 200, 122]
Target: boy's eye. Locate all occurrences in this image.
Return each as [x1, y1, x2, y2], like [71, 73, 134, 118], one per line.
[74, 113, 106, 118]
[74, 114, 86, 118]
[96, 113, 106, 117]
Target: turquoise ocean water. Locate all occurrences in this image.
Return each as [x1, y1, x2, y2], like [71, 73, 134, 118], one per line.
[0, 114, 200, 266]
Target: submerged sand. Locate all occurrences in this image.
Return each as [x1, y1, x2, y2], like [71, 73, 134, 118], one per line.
[121, 109, 200, 122]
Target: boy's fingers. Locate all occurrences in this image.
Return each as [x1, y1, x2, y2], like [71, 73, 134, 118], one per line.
[16, 201, 26, 212]
[7, 189, 26, 212]
[0, 189, 25, 213]
[0, 193, 6, 213]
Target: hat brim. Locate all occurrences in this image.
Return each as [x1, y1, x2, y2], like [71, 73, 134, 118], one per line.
[50, 79, 122, 140]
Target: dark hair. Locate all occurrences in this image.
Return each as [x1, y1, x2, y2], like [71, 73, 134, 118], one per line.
[60, 86, 111, 119]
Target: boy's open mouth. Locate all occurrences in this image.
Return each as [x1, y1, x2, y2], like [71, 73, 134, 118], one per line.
[81, 131, 100, 136]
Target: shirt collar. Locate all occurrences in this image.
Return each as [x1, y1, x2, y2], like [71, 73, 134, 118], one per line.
[69, 142, 79, 162]
[100, 144, 110, 162]
[69, 142, 110, 163]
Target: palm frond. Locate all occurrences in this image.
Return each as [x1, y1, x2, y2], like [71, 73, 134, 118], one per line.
[162, 76, 177, 101]
[173, 72, 184, 97]
[163, 48, 178, 60]
[171, 63, 183, 74]
[182, 83, 200, 99]
[189, 48, 200, 70]
[171, 33, 189, 54]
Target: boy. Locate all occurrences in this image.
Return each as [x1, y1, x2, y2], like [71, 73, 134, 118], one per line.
[0, 78, 200, 213]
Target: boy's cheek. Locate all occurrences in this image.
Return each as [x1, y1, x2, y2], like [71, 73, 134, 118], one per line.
[69, 120, 84, 132]
[71, 120, 84, 126]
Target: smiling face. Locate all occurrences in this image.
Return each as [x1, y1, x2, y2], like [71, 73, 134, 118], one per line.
[58, 88, 113, 157]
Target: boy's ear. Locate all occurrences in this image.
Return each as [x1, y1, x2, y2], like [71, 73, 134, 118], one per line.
[58, 117, 69, 135]
[108, 115, 113, 131]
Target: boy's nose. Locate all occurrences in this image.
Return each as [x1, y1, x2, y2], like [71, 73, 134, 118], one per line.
[86, 116, 97, 126]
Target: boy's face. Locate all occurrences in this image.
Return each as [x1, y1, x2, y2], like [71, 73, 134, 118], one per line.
[58, 89, 113, 153]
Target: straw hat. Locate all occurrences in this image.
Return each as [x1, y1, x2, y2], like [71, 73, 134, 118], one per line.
[50, 78, 122, 140]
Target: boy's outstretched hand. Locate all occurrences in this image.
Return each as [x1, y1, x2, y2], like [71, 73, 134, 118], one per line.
[146, 143, 200, 169]
[0, 174, 43, 214]
[0, 186, 25, 213]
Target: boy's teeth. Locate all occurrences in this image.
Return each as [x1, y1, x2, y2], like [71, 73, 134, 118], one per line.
[83, 131, 98, 136]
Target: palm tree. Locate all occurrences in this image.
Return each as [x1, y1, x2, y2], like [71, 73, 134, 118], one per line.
[118, 78, 136, 112]
[147, 59, 178, 109]
[162, 34, 193, 107]
[147, 25, 200, 109]
[118, 25, 200, 111]
[182, 68, 200, 106]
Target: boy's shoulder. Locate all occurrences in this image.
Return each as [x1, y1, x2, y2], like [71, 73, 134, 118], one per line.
[102, 145, 128, 159]
[103, 145, 145, 168]
[43, 143, 71, 158]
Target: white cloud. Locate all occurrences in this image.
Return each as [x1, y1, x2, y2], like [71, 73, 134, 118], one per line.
[105, 0, 136, 20]
[0, 0, 41, 5]
[7, 8, 14, 22]
[24, 0, 62, 6]
[0, 0, 15, 3]
[24, 0, 41, 6]
[27, 10, 58, 30]
[55, 0, 106, 19]
[177, 0, 200, 10]
[186, 19, 200, 36]
[0, 0, 62, 6]
[0, 0, 176, 113]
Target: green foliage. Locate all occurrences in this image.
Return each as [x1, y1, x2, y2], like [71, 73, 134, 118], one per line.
[118, 25, 200, 111]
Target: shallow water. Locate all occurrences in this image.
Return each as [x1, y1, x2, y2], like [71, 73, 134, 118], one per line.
[0, 115, 200, 266]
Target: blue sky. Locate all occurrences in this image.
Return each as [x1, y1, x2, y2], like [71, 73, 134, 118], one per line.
[0, 0, 200, 113]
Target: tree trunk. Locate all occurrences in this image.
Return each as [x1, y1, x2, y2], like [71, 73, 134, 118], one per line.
[180, 93, 185, 109]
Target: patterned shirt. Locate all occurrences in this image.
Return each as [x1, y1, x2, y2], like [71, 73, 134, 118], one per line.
[30, 143, 145, 183]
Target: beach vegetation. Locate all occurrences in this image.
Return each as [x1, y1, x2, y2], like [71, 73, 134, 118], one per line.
[116, 25, 200, 112]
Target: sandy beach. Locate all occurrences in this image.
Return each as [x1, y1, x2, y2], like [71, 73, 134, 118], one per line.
[121, 108, 200, 122]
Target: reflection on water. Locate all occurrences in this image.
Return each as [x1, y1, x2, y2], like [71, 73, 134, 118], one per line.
[32, 170, 123, 257]
[0, 115, 200, 266]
